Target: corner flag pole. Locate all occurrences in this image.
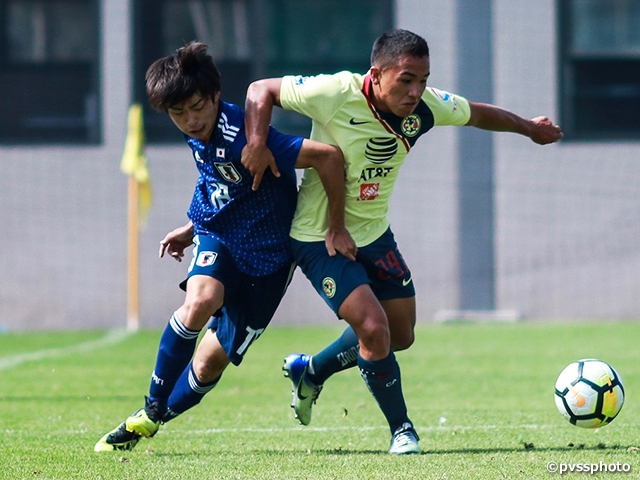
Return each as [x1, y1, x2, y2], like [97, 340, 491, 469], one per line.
[121, 104, 152, 332]
[126, 173, 140, 331]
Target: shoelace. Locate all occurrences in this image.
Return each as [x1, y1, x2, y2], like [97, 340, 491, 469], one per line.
[393, 424, 420, 442]
[393, 430, 417, 446]
[310, 384, 323, 404]
[145, 401, 165, 423]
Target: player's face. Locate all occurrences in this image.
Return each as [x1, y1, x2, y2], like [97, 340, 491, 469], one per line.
[167, 91, 220, 142]
[370, 54, 429, 118]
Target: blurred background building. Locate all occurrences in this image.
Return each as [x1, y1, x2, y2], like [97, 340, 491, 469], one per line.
[1, 0, 640, 330]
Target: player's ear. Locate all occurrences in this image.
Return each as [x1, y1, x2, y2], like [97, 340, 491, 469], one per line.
[370, 66, 381, 85]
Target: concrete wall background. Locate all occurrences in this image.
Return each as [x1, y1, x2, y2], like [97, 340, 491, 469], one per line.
[492, 0, 640, 319]
[2, 0, 640, 331]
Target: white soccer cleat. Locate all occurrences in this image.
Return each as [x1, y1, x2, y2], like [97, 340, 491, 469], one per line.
[282, 353, 323, 426]
[389, 422, 421, 455]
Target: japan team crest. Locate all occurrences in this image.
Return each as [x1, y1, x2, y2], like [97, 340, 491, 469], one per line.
[215, 162, 242, 184]
[196, 251, 218, 267]
[401, 114, 421, 137]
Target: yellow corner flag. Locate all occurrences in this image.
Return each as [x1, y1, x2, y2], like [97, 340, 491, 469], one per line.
[121, 104, 152, 225]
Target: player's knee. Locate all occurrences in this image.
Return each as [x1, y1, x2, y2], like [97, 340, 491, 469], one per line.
[179, 295, 221, 330]
[193, 362, 223, 384]
[183, 294, 220, 318]
[354, 316, 390, 353]
[391, 330, 415, 351]
[192, 356, 227, 384]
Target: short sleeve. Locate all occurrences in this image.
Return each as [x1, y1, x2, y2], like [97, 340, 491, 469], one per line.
[280, 73, 349, 126]
[423, 87, 471, 127]
[266, 126, 304, 172]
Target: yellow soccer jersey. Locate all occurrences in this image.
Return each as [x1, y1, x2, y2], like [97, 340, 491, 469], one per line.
[281, 71, 471, 246]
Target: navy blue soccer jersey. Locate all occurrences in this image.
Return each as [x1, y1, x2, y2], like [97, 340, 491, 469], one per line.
[185, 101, 303, 276]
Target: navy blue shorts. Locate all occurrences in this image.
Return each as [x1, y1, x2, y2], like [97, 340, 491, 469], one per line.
[181, 235, 295, 366]
[291, 228, 415, 316]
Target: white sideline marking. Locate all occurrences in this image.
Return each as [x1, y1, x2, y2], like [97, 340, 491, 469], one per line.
[31, 421, 640, 436]
[170, 422, 637, 435]
[176, 423, 559, 435]
[0, 329, 131, 371]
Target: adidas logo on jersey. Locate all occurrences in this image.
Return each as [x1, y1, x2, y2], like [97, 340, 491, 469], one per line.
[218, 112, 240, 143]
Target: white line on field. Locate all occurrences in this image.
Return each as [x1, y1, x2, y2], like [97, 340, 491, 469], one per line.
[27, 422, 640, 436]
[172, 423, 560, 435]
[165, 422, 638, 435]
[0, 329, 131, 371]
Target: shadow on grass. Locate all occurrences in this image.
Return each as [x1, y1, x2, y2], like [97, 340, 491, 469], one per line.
[308, 444, 632, 455]
[144, 443, 634, 457]
[427, 444, 632, 455]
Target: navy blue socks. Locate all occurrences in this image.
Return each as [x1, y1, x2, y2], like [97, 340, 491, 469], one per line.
[306, 326, 359, 385]
[164, 361, 219, 421]
[148, 313, 200, 408]
[358, 351, 410, 433]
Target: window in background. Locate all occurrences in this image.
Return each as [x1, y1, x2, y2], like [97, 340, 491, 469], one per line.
[0, 0, 100, 144]
[134, 0, 393, 142]
[559, 0, 640, 140]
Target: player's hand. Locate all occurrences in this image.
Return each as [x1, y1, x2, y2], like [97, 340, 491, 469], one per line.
[325, 227, 357, 261]
[529, 116, 563, 145]
[159, 223, 194, 262]
[241, 142, 280, 191]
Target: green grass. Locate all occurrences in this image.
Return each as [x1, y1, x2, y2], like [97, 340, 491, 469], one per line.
[1, 322, 639, 479]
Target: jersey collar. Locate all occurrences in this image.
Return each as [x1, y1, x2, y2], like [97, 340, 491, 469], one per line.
[361, 73, 412, 152]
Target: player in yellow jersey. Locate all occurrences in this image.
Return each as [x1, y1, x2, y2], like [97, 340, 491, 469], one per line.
[243, 29, 563, 454]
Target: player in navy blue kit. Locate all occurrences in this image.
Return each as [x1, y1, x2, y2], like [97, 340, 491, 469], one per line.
[95, 42, 355, 452]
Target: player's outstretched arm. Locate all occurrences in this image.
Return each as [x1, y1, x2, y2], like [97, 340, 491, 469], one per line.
[465, 101, 563, 145]
[242, 78, 284, 190]
[295, 140, 357, 260]
[159, 221, 194, 262]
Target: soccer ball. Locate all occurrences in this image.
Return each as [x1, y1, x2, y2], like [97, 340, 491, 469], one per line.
[554, 359, 624, 428]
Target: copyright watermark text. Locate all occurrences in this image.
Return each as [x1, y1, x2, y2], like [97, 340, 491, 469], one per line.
[547, 461, 631, 475]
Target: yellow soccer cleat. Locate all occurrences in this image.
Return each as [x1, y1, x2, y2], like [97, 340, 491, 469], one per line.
[94, 421, 141, 452]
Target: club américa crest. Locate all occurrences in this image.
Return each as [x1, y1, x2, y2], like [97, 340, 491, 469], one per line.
[401, 114, 421, 137]
[322, 277, 336, 298]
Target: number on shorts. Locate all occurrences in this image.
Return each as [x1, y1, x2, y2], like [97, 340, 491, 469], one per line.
[236, 326, 265, 356]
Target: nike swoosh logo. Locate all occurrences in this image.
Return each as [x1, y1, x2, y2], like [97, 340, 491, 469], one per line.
[568, 384, 586, 407]
[349, 118, 370, 125]
[296, 380, 308, 400]
[402, 277, 412, 287]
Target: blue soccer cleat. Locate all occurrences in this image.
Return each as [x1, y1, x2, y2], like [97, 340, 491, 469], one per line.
[282, 353, 323, 426]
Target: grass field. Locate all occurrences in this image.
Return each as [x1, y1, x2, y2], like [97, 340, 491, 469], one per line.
[1, 322, 639, 479]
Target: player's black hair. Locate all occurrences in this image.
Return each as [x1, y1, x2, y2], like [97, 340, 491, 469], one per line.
[370, 29, 429, 69]
[146, 41, 221, 111]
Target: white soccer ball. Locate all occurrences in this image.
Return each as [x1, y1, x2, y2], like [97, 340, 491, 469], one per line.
[554, 359, 624, 428]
